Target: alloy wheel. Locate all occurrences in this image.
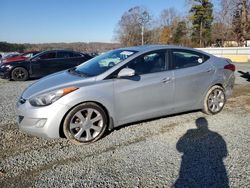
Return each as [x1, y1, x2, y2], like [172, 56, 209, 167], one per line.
[207, 88, 225, 113]
[69, 108, 104, 142]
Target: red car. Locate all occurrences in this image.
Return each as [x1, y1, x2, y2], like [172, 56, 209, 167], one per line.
[2, 51, 40, 64]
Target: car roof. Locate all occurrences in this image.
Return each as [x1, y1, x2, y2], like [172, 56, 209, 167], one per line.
[119, 45, 181, 52]
[118, 45, 212, 56]
[41, 49, 81, 53]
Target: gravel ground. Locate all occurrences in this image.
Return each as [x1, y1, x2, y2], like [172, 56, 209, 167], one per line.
[0, 63, 249, 187]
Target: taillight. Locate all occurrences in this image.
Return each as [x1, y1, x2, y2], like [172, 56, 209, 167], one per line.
[224, 64, 235, 72]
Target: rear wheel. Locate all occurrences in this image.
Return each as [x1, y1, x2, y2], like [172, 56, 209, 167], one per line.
[203, 85, 226, 115]
[11, 67, 29, 81]
[63, 102, 108, 144]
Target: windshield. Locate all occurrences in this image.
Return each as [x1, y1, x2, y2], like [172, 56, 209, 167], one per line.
[30, 52, 43, 60]
[74, 49, 137, 76]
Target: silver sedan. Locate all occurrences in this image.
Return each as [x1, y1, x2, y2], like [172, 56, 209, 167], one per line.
[16, 45, 235, 144]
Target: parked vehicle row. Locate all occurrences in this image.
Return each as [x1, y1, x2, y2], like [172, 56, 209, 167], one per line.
[0, 49, 93, 81]
[0, 52, 20, 63]
[16, 45, 235, 144]
[1, 51, 40, 64]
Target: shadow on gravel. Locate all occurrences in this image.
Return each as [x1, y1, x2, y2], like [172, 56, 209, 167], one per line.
[108, 110, 200, 134]
[174, 117, 229, 188]
[238, 71, 250, 82]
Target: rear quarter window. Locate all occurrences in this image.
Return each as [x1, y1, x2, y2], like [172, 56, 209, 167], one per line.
[171, 49, 210, 69]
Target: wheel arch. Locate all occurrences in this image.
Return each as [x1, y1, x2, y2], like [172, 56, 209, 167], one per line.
[202, 84, 226, 115]
[10, 66, 29, 80]
[199, 82, 225, 109]
[59, 100, 113, 138]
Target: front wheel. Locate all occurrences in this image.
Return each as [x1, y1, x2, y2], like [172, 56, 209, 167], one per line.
[63, 102, 108, 144]
[11, 67, 29, 81]
[203, 85, 226, 115]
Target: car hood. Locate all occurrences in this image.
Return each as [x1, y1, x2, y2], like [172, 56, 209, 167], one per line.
[0, 59, 25, 65]
[3, 56, 26, 63]
[22, 70, 96, 99]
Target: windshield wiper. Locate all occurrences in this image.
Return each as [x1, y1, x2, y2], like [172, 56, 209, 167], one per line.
[68, 68, 90, 77]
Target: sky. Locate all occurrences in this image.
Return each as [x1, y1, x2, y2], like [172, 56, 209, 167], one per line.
[0, 0, 218, 44]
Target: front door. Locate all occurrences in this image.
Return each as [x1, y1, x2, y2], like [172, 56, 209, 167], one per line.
[114, 50, 174, 125]
[30, 51, 57, 77]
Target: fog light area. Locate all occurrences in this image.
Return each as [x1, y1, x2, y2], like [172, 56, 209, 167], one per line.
[35, 119, 47, 128]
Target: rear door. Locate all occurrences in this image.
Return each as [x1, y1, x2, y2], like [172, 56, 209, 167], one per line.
[56, 51, 90, 70]
[71, 52, 91, 66]
[56, 51, 75, 71]
[113, 50, 175, 125]
[170, 49, 214, 111]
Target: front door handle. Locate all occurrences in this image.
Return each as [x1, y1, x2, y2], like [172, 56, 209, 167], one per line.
[162, 77, 172, 83]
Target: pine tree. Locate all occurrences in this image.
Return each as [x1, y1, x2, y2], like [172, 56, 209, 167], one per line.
[189, 0, 213, 47]
[173, 21, 188, 45]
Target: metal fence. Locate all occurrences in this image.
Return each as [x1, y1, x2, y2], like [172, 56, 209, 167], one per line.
[197, 47, 250, 62]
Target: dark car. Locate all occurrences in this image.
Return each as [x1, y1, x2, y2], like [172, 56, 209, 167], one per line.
[0, 50, 93, 81]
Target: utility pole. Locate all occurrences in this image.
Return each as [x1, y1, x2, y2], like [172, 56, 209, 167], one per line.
[199, 17, 203, 48]
[141, 25, 144, 45]
[138, 11, 150, 45]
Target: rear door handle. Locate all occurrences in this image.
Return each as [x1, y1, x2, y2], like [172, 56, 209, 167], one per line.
[162, 77, 172, 83]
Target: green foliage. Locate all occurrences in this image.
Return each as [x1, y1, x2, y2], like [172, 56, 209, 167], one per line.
[0, 42, 26, 52]
[189, 0, 213, 47]
[172, 21, 188, 45]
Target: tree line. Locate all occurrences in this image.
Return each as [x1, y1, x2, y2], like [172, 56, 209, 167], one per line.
[1, 0, 249, 52]
[0, 42, 26, 53]
[0, 42, 121, 53]
[115, 0, 250, 47]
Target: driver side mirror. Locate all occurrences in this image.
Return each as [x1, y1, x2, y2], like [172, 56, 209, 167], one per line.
[117, 68, 135, 78]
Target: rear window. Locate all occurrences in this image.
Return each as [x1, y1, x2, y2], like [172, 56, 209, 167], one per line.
[72, 52, 83, 57]
[171, 49, 209, 69]
[57, 51, 74, 58]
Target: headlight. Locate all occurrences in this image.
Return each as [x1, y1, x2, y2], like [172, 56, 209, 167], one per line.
[0, 64, 11, 69]
[29, 87, 78, 107]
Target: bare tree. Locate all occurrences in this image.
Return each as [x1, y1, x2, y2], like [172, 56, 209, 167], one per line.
[160, 8, 178, 27]
[158, 8, 180, 44]
[212, 0, 250, 47]
[115, 6, 152, 46]
[232, 0, 250, 46]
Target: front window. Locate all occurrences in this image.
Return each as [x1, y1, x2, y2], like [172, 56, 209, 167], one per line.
[39, 52, 56, 60]
[126, 51, 166, 75]
[73, 49, 137, 76]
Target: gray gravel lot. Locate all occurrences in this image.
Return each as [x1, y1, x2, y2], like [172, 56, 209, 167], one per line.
[0, 63, 249, 187]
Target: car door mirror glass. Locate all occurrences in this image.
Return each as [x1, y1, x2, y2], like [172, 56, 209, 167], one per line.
[117, 68, 135, 78]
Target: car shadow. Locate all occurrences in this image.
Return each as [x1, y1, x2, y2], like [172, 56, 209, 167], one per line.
[238, 70, 250, 82]
[103, 110, 200, 138]
[173, 117, 229, 188]
[108, 110, 200, 133]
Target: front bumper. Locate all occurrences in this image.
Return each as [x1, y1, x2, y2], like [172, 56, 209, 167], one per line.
[0, 66, 11, 79]
[16, 99, 71, 138]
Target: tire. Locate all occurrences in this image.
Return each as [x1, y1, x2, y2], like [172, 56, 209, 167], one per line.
[63, 102, 108, 144]
[11, 67, 29, 81]
[203, 85, 226, 115]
